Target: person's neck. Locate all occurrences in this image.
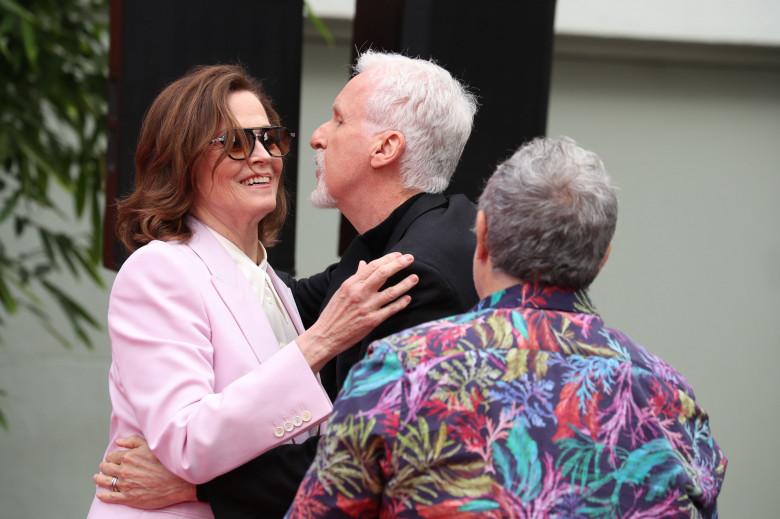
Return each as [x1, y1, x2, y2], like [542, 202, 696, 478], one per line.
[341, 188, 422, 234]
[192, 211, 260, 263]
[474, 253, 523, 301]
[481, 269, 523, 299]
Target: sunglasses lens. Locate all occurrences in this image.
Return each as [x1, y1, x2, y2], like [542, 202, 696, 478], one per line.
[221, 130, 252, 159]
[220, 128, 293, 159]
[263, 128, 291, 157]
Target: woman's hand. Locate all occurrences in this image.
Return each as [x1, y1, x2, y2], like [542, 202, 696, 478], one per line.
[296, 252, 418, 372]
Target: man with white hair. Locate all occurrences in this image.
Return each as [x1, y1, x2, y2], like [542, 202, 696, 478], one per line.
[286, 50, 480, 402]
[284, 136, 727, 517]
[93, 50, 482, 517]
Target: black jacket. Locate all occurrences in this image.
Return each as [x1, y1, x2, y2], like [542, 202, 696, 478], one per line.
[198, 193, 479, 518]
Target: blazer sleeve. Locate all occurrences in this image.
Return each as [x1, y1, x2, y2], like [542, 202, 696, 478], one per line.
[108, 242, 332, 484]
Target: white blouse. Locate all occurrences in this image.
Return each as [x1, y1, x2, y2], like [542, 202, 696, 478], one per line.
[204, 226, 299, 350]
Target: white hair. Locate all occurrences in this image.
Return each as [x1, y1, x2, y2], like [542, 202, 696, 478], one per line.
[354, 50, 478, 193]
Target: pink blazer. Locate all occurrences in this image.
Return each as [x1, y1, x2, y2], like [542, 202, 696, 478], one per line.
[88, 217, 332, 518]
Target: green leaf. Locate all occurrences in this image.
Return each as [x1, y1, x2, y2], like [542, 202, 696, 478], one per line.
[19, 18, 37, 69]
[0, 188, 22, 223]
[41, 280, 100, 348]
[74, 167, 88, 216]
[0, 389, 7, 429]
[22, 302, 73, 348]
[38, 229, 57, 265]
[303, 2, 335, 46]
[0, 0, 33, 20]
[0, 274, 18, 313]
[54, 234, 80, 277]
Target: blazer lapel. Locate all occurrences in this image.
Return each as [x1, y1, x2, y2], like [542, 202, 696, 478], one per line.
[186, 217, 280, 364]
[268, 264, 306, 335]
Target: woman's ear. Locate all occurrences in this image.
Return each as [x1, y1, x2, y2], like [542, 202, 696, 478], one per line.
[369, 130, 405, 168]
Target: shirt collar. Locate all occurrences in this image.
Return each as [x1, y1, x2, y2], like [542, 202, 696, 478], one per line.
[475, 282, 600, 316]
[357, 193, 425, 254]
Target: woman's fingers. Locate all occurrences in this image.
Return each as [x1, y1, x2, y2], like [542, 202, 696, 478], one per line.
[355, 252, 412, 286]
[379, 273, 418, 306]
[338, 253, 416, 311]
[296, 252, 418, 373]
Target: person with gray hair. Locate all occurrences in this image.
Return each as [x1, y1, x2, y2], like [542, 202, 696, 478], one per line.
[283, 136, 726, 517]
[92, 50, 482, 518]
[480, 136, 617, 289]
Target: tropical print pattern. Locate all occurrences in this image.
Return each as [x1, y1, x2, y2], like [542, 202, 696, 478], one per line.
[286, 283, 726, 518]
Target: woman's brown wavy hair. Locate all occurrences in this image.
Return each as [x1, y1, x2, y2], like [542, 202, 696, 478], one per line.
[115, 64, 290, 252]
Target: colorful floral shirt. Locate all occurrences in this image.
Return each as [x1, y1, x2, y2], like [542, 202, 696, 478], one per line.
[286, 283, 727, 518]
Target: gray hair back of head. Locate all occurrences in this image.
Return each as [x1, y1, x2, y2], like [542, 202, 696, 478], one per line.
[354, 50, 478, 193]
[478, 136, 618, 289]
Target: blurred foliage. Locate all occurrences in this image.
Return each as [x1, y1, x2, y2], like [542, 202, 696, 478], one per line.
[0, 0, 110, 427]
[304, 1, 335, 46]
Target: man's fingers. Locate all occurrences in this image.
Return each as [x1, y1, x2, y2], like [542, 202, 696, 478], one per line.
[96, 489, 127, 504]
[105, 449, 127, 465]
[98, 460, 119, 476]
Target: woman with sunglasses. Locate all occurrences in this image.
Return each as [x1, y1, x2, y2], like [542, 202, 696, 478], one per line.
[87, 64, 418, 519]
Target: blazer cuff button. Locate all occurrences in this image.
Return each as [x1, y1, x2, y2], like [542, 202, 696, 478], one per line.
[273, 426, 285, 438]
[301, 410, 312, 422]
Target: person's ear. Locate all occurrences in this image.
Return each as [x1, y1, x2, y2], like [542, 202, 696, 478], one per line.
[369, 130, 405, 168]
[474, 211, 490, 262]
[599, 243, 612, 272]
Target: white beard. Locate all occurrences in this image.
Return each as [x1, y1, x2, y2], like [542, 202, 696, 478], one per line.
[310, 150, 337, 208]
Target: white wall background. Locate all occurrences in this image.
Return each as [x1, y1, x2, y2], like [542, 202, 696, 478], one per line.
[547, 54, 780, 518]
[1, 2, 778, 517]
[308, 0, 780, 45]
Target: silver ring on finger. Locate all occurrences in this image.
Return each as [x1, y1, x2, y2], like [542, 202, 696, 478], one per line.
[111, 476, 120, 492]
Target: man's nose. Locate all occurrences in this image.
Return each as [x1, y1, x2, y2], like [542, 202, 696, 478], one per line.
[310, 123, 326, 150]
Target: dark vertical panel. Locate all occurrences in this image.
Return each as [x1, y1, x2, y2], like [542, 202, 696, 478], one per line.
[349, 0, 406, 61]
[409, 0, 558, 200]
[340, 0, 556, 253]
[104, 0, 303, 273]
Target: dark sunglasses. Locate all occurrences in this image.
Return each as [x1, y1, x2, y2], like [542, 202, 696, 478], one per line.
[210, 126, 295, 160]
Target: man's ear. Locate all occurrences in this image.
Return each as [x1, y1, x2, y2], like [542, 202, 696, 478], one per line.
[369, 130, 405, 168]
[475, 210, 490, 262]
[599, 243, 612, 272]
